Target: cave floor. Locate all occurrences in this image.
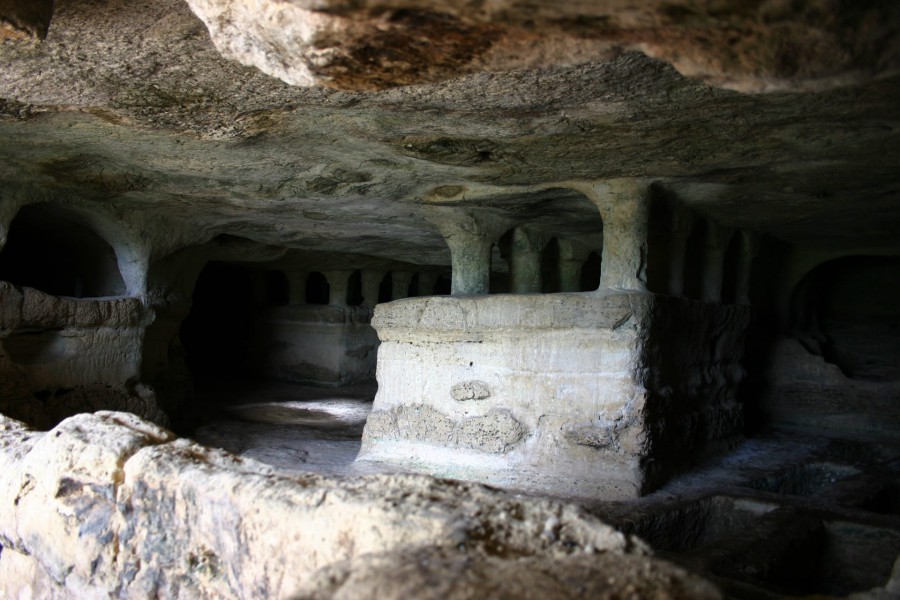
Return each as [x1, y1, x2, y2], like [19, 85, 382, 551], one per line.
[189, 380, 900, 598]
[191, 380, 384, 476]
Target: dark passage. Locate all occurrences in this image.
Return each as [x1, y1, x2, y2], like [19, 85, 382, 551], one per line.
[180, 261, 256, 385]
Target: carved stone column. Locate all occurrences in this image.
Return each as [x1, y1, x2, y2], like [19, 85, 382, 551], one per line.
[509, 227, 548, 294]
[426, 208, 506, 296]
[324, 270, 351, 307]
[417, 271, 438, 296]
[391, 271, 413, 300]
[557, 238, 598, 292]
[577, 179, 650, 291]
[360, 270, 383, 308]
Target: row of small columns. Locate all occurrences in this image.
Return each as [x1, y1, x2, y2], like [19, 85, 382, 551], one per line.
[265, 269, 441, 308]
[428, 180, 757, 304]
[427, 180, 644, 296]
[432, 215, 602, 295]
[661, 211, 759, 305]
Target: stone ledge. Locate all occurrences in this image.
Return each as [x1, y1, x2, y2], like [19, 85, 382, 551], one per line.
[0, 282, 142, 333]
[373, 291, 648, 334]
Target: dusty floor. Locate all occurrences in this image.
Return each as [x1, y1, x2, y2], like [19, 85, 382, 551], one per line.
[192, 380, 383, 475]
[190, 380, 900, 598]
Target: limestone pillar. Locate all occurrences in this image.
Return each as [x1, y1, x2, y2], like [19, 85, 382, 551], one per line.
[509, 227, 548, 294]
[734, 232, 760, 305]
[360, 270, 383, 308]
[666, 210, 694, 297]
[324, 270, 351, 307]
[417, 271, 438, 296]
[577, 179, 650, 291]
[426, 208, 507, 296]
[391, 271, 414, 300]
[557, 239, 596, 292]
[701, 225, 733, 303]
[286, 269, 307, 304]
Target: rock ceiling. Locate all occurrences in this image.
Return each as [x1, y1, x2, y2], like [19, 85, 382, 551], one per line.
[1, 0, 899, 269]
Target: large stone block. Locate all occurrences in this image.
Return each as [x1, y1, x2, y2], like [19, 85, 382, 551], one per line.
[359, 291, 752, 499]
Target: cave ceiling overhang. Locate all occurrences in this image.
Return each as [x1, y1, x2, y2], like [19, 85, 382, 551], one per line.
[0, 0, 897, 266]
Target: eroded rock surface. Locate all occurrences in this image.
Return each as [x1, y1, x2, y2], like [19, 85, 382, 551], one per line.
[185, 0, 900, 92]
[293, 544, 721, 600]
[0, 411, 719, 598]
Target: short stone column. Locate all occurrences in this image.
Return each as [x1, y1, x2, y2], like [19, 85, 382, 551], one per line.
[666, 209, 694, 297]
[734, 232, 759, 305]
[360, 270, 383, 308]
[701, 225, 733, 303]
[324, 270, 351, 307]
[557, 238, 597, 292]
[578, 179, 650, 291]
[286, 269, 307, 304]
[426, 208, 506, 296]
[509, 227, 548, 294]
[417, 271, 438, 296]
[391, 271, 414, 300]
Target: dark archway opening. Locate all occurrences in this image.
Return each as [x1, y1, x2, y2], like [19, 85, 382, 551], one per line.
[347, 270, 364, 306]
[541, 238, 561, 293]
[580, 251, 602, 291]
[305, 272, 329, 305]
[434, 274, 451, 295]
[0, 204, 126, 297]
[180, 261, 256, 387]
[378, 272, 393, 303]
[407, 273, 420, 298]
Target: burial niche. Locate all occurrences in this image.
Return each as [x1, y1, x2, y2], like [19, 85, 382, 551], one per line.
[0, 204, 125, 297]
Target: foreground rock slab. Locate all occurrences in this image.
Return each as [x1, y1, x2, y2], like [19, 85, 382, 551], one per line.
[0, 411, 720, 598]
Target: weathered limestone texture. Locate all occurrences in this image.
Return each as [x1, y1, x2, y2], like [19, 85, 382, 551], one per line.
[0, 411, 719, 598]
[248, 304, 379, 385]
[359, 292, 751, 499]
[0, 282, 167, 429]
[184, 0, 900, 91]
[291, 544, 722, 600]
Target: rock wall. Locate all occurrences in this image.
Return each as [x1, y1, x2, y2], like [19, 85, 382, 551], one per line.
[0, 411, 719, 599]
[358, 291, 751, 500]
[0, 282, 166, 429]
[760, 338, 900, 435]
[248, 304, 379, 385]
